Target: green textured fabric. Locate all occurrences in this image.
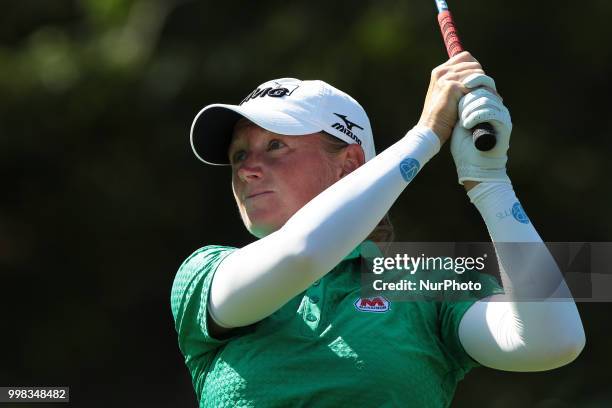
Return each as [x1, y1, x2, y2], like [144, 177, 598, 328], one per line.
[171, 242, 503, 407]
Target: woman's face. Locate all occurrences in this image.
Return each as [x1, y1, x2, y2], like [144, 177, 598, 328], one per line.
[229, 119, 349, 238]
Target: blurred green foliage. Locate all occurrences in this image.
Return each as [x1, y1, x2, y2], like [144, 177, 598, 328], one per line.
[1, 0, 611, 406]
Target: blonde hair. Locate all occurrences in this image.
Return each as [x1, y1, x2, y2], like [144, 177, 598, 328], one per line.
[319, 132, 395, 243]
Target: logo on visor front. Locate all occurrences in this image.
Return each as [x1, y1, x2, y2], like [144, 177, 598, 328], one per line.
[239, 81, 300, 105]
[331, 113, 364, 145]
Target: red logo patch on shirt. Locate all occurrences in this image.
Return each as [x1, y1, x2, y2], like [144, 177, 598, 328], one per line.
[354, 296, 390, 312]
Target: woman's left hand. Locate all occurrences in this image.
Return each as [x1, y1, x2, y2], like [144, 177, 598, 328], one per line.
[450, 73, 513, 186]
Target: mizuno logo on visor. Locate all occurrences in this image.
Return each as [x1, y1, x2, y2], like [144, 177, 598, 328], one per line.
[332, 113, 363, 145]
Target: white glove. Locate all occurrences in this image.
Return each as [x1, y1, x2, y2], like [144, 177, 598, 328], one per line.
[450, 73, 512, 184]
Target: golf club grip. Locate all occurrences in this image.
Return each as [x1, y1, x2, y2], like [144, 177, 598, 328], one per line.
[437, 10, 497, 151]
[437, 11, 463, 58]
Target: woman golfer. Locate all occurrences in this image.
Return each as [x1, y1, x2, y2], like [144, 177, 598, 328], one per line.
[171, 51, 585, 407]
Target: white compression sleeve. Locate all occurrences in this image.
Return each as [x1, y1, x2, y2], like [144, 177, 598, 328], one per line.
[208, 125, 440, 328]
[458, 182, 586, 371]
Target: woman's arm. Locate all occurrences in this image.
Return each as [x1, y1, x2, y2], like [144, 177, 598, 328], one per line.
[458, 182, 586, 371]
[446, 66, 585, 371]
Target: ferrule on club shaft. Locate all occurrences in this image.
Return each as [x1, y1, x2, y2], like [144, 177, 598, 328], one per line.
[435, 0, 449, 13]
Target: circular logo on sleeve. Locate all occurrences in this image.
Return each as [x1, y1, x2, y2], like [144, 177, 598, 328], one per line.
[399, 158, 420, 183]
[511, 202, 530, 224]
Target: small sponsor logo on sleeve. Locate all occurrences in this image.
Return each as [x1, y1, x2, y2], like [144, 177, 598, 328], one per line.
[399, 158, 420, 182]
[511, 202, 530, 224]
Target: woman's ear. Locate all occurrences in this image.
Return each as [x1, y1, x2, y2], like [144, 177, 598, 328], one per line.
[340, 144, 366, 177]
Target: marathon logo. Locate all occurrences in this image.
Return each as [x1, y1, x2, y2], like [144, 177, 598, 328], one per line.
[332, 113, 364, 145]
[354, 296, 390, 313]
[239, 82, 299, 105]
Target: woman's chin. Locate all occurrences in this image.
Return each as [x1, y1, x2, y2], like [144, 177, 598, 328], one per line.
[246, 217, 283, 238]
[243, 206, 292, 238]
[248, 224, 276, 239]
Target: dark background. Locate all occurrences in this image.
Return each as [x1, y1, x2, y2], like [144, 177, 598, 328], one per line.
[1, 0, 611, 406]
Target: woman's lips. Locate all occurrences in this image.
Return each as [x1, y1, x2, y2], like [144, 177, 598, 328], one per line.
[245, 191, 273, 200]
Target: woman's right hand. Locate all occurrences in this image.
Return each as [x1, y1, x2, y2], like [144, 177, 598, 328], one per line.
[417, 51, 492, 145]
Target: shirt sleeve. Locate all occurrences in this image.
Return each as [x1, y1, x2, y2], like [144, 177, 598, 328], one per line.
[438, 272, 505, 373]
[171, 245, 247, 366]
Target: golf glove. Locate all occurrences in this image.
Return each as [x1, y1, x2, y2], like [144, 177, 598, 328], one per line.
[450, 73, 512, 184]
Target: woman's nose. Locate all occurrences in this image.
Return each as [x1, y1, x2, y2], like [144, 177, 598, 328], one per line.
[236, 154, 264, 182]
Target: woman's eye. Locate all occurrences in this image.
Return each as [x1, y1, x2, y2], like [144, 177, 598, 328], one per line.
[268, 139, 284, 150]
[232, 150, 246, 163]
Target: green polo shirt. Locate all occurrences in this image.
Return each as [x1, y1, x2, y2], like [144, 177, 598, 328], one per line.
[171, 242, 503, 407]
